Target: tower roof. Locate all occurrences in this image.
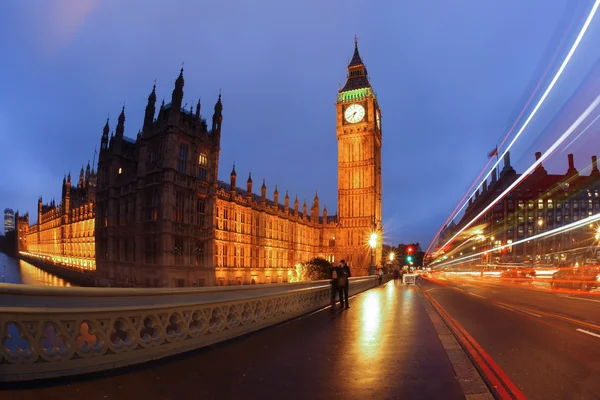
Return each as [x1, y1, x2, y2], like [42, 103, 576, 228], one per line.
[340, 38, 371, 92]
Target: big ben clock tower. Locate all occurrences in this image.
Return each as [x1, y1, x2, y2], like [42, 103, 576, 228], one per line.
[336, 38, 382, 276]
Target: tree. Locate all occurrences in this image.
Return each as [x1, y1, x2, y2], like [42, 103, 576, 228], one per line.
[291, 257, 333, 282]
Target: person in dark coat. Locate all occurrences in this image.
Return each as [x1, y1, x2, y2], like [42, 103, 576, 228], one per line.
[340, 260, 351, 309]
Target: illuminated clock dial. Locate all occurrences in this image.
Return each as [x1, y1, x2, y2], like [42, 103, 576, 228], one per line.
[344, 104, 365, 123]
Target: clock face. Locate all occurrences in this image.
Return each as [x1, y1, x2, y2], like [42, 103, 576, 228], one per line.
[344, 104, 365, 123]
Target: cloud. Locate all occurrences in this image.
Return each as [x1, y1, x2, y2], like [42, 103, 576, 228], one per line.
[25, 0, 100, 55]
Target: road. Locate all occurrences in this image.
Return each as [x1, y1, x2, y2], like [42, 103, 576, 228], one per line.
[420, 275, 600, 400]
[3, 282, 466, 400]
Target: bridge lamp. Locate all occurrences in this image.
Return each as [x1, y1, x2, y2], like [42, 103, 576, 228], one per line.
[389, 252, 395, 262]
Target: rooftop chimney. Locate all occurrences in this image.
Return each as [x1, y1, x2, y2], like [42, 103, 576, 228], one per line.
[566, 153, 578, 175]
[592, 155, 599, 175]
[491, 168, 497, 182]
[504, 151, 511, 169]
[535, 152, 541, 161]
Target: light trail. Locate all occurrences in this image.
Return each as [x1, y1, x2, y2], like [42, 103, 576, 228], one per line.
[433, 211, 600, 268]
[455, 0, 600, 216]
[428, 0, 600, 256]
[437, 93, 600, 255]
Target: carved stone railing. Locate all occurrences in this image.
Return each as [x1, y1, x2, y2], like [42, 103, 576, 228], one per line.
[0, 276, 377, 382]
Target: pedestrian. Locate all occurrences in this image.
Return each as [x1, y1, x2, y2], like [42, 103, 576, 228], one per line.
[378, 268, 383, 286]
[330, 265, 340, 311]
[340, 260, 351, 309]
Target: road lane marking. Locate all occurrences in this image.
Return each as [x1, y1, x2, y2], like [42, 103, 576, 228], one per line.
[467, 292, 487, 299]
[577, 328, 600, 339]
[557, 294, 600, 303]
[497, 303, 542, 318]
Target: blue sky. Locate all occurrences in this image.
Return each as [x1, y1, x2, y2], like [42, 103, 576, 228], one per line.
[2, 0, 599, 247]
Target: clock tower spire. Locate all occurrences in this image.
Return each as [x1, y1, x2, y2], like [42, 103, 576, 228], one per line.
[335, 38, 382, 276]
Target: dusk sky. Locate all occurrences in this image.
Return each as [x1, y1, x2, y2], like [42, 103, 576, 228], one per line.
[2, 0, 600, 247]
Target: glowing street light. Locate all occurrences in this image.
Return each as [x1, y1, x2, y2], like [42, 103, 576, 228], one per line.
[389, 252, 395, 262]
[369, 232, 378, 274]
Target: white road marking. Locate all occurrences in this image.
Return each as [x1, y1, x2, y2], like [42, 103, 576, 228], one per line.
[497, 303, 542, 318]
[577, 328, 600, 339]
[455, 288, 464, 292]
[468, 292, 487, 299]
[557, 294, 600, 304]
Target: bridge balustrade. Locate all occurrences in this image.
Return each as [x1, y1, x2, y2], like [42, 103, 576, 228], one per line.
[0, 276, 377, 382]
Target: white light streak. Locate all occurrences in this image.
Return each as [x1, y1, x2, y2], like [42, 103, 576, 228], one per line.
[448, 0, 600, 227]
[435, 211, 600, 268]
[439, 94, 600, 253]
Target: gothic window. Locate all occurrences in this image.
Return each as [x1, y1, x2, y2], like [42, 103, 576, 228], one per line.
[198, 151, 208, 181]
[144, 237, 157, 264]
[196, 198, 205, 226]
[174, 236, 183, 265]
[146, 189, 158, 221]
[195, 240, 204, 266]
[178, 143, 188, 173]
[175, 192, 184, 223]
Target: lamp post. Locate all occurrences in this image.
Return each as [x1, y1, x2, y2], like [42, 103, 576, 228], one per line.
[369, 232, 377, 275]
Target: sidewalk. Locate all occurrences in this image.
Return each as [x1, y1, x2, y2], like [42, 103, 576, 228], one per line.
[4, 281, 479, 400]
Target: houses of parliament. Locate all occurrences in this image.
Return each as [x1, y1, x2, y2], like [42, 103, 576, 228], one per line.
[16, 41, 383, 287]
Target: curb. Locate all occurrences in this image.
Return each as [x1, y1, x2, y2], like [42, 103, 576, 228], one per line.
[416, 285, 495, 400]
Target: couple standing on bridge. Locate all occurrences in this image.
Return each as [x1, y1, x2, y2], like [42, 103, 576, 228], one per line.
[330, 260, 351, 310]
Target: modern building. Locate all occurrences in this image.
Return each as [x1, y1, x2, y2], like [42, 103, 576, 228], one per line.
[4, 208, 15, 234]
[18, 40, 383, 287]
[19, 165, 97, 270]
[439, 152, 600, 264]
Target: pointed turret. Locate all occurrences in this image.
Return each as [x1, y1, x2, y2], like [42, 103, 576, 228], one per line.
[115, 106, 125, 139]
[261, 178, 266, 205]
[246, 172, 252, 201]
[101, 118, 110, 150]
[212, 93, 223, 135]
[274, 185, 279, 208]
[230, 164, 236, 199]
[340, 36, 371, 92]
[195, 99, 201, 119]
[143, 82, 157, 132]
[294, 195, 299, 216]
[157, 99, 165, 121]
[79, 165, 85, 187]
[302, 199, 307, 218]
[85, 161, 91, 181]
[284, 190, 290, 212]
[323, 204, 328, 222]
[171, 68, 184, 117]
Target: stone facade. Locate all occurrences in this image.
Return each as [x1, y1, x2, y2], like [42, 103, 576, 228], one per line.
[439, 152, 600, 264]
[20, 41, 383, 287]
[18, 166, 97, 270]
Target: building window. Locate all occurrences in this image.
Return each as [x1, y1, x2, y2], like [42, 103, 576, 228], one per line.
[174, 237, 183, 265]
[118, 167, 122, 175]
[146, 189, 158, 221]
[198, 152, 208, 181]
[178, 143, 188, 173]
[196, 198, 205, 226]
[175, 192, 184, 223]
[195, 241, 204, 266]
[145, 237, 157, 264]
[547, 199, 553, 209]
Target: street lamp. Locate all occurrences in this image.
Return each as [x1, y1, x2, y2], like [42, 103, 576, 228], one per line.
[369, 232, 377, 275]
[389, 252, 395, 262]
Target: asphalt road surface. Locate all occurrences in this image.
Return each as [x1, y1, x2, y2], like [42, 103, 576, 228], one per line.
[3, 281, 465, 400]
[420, 275, 600, 400]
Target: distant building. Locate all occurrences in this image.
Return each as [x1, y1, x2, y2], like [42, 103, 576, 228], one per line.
[4, 208, 15, 234]
[441, 152, 600, 264]
[19, 165, 97, 270]
[19, 40, 384, 287]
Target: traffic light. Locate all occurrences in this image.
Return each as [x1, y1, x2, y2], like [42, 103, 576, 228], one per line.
[407, 246, 414, 254]
[406, 255, 413, 263]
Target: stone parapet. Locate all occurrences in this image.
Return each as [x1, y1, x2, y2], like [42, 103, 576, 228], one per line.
[0, 276, 377, 381]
